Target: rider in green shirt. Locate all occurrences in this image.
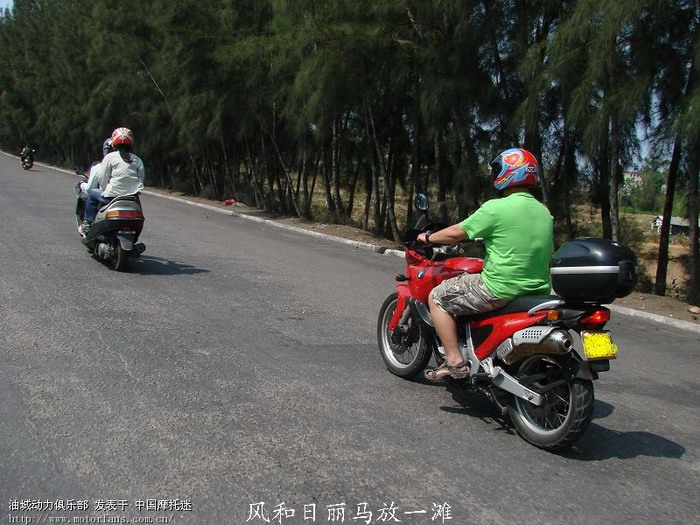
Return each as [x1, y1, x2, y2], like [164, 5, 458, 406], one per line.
[417, 148, 553, 382]
[459, 190, 552, 299]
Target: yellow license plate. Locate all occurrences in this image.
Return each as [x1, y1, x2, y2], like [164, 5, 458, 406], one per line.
[581, 331, 617, 360]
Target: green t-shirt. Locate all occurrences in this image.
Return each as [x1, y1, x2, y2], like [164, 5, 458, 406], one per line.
[459, 192, 553, 300]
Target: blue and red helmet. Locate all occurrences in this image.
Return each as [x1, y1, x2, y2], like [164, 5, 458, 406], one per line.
[490, 148, 541, 191]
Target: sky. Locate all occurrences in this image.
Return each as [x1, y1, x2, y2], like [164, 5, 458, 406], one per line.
[0, 0, 12, 11]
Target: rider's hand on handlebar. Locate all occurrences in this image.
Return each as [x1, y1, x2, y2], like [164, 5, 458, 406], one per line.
[416, 232, 432, 245]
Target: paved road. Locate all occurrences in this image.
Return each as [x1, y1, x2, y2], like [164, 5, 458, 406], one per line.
[1, 154, 699, 525]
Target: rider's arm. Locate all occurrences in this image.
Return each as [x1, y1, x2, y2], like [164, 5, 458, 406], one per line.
[95, 156, 112, 189]
[136, 157, 145, 191]
[417, 224, 468, 245]
[85, 163, 101, 191]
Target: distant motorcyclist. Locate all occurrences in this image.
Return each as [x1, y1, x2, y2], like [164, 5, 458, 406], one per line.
[79, 127, 145, 235]
[20, 144, 34, 163]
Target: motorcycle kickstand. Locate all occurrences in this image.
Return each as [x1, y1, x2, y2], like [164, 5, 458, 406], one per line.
[484, 386, 509, 416]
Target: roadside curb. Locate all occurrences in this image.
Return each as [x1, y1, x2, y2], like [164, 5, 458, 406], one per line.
[10, 153, 700, 334]
[608, 304, 700, 333]
[141, 189, 395, 255]
[143, 191, 700, 334]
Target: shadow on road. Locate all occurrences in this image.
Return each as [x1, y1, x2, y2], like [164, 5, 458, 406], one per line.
[438, 381, 517, 437]
[434, 385, 685, 461]
[131, 256, 210, 276]
[592, 399, 615, 419]
[562, 400, 686, 460]
[564, 424, 685, 461]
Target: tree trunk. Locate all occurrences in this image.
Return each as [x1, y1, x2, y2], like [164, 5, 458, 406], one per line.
[296, 149, 305, 206]
[307, 153, 321, 219]
[244, 135, 265, 208]
[330, 116, 345, 222]
[368, 106, 400, 242]
[451, 109, 481, 214]
[363, 100, 382, 234]
[562, 129, 577, 238]
[609, 119, 622, 242]
[524, 112, 542, 165]
[268, 130, 301, 217]
[435, 132, 446, 204]
[549, 132, 566, 225]
[687, 141, 700, 305]
[654, 137, 682, 296]
[363, 166, 372, 231]
[346, 158, 361, 221]
[407, 120, 422, 228]
[321, 145, 335, 217]
[597, 135, 613, 239]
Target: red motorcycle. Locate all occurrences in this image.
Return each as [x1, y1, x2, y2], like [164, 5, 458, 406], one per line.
[377, 194, 637, 451]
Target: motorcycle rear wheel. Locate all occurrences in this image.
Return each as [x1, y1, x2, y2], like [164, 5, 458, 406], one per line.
[377, 293, 432, 378]
[508, 355, 593, 451]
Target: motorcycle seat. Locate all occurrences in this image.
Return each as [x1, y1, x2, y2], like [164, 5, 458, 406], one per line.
[98, 194, 141, 211]
[474, 295, 560, 318]
[109, 195, 141, 203]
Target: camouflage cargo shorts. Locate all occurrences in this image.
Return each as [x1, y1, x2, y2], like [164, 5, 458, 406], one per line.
[430, 272, 509, 316]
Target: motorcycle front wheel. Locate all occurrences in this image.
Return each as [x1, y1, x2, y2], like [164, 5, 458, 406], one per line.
[508, 355, 594, 451]
[377, 293, 432, 379]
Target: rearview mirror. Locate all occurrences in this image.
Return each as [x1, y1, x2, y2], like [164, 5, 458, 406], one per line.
[415, 193, 429, 212]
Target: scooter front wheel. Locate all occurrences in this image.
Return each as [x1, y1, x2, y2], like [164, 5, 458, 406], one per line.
[377, 293, 432, 379]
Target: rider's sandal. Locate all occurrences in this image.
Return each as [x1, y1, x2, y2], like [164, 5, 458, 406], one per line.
[424, 360, 469, 382]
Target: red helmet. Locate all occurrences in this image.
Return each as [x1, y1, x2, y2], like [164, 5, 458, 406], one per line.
[111, 127, 134, 148]
[490, 148, 541, 191]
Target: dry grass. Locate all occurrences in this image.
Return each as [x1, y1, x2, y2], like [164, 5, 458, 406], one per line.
[573, 205, 691, 300]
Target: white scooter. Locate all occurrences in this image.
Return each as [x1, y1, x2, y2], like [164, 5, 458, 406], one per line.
[74, 170, 146, 271]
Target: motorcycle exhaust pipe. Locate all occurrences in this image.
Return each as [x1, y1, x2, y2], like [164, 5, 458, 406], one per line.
[546, 330, 573, 352]
[497, 329, 573, 365]
[128, 242, 146, 258]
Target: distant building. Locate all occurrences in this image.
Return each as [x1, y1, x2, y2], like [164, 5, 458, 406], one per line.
[651, 216, 700, 236]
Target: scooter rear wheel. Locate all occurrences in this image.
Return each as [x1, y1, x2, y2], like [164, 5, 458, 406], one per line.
[111, 244, 129, 272]
[377, 293, 432, 379]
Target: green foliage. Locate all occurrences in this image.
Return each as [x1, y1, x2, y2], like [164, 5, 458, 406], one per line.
[622, 170, 665, 213]
[0, 1, 670, 193]
[0, 1, 697, 289]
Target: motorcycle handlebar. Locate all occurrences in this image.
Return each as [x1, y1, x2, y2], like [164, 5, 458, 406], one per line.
[404, 240, 432, 250]
[405, 237, 483, 250]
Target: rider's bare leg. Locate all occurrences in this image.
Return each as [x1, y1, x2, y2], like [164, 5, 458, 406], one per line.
[428, 296, 464, 366]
